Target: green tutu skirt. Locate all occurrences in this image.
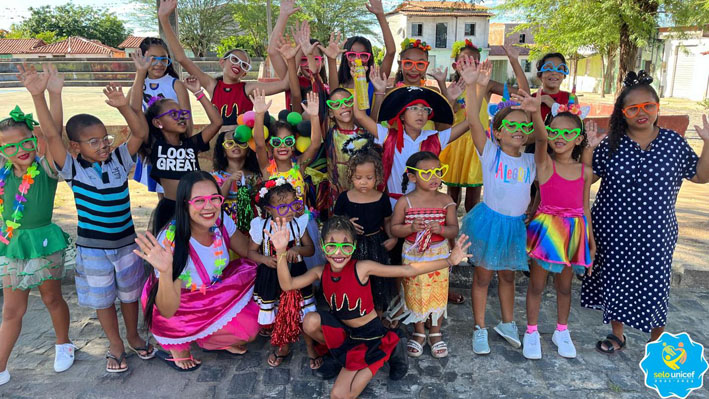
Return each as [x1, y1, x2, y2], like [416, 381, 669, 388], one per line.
[0, 223, 73, 291]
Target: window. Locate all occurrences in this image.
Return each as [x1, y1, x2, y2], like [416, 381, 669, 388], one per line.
[523, 60, 531, 73]
[519, 34, 526, 43]
[411, 23, 423, 37]
[464, 23, 475, 36]
[435, 23, 447, 48]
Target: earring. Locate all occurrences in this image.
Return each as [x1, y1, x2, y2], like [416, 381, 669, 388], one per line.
[158, 124, 163, 129]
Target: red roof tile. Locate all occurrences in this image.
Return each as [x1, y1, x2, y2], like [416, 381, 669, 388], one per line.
[29, 36, 123, 55]
[0, 38, 46, 54]
[118, 35, 146, 49]
[387, 1, 492, 16]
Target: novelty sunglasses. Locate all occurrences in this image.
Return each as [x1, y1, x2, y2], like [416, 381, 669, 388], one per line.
[326, 95, 354, 110]
[222, 139, 249, 150]
[269, 135, 296, 148]
[266, 199, 304, 216]
[407, 164, 449, 181]
[401, 59, 429, 71]
[622, 102, 659, 118]
[345, 51, 371, 63]
[539, 61, 570, 76]
[188, 194, 225, 210]
[223, 54, 252, 71]
[0, 137, 36, 157]
[155, 109, 191, 121]
[300, 56, 323, 67]
[150, 57, 172, 67]
[546, 126, 581, 141]
[321, 241, 357, 256]
[500, 120, 534, 135]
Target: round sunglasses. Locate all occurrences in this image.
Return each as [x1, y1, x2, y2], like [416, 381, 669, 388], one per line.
[401, 59, 429, 72]
[326, 95, 354, 110]
[500, 120, 534, 135]
[223, 139, 249, 150]
[266, 199, 303, 216]
[407, 164, 449, 181]
[546, 127, 581, 141]
[187, 194, 225, 210]
[321, 242, 357, 256]
[269, 135, 296, 148]
[0, 137, 37, 157]
[622, 102, 659, 118]
[77, 134, 115, 150]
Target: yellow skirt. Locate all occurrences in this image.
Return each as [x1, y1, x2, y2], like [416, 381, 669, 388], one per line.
[400, 239, 449, 326]
[440, 96, 487, 187]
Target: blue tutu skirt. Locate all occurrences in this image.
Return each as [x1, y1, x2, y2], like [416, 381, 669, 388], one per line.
[460, 202, 529, 271]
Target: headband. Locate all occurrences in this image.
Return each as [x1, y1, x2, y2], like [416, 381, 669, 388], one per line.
[146, 96, 161, 108]
[1, 106, 39, 131]
[451, 39, 478, 59]
[401, 38, 431, 53]
[487, 83, 519, 119]
[551, 94, 591, 119]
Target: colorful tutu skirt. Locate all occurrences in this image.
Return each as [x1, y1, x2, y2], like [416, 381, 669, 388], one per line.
[0, 223, 72, 291]
[319, 310, 399, 375]
[354, 231, 396, 311]
[142, 259, 259, 349]
[400, 239, 449, 326]
[527, 207, 591, 275]
[440, 133, 483, 187]
[461, 202, 529, 271]
[252, 260, 316, 326]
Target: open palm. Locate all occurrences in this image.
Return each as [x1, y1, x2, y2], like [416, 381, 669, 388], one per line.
[249, 88, 272, 114]
[585, 120, 606, 148]
[319, 32, 344, 59]
[303, 91, 320, 117]
[265, 219, 291, 253]
[458, 57, 479, 85]
[17, 63, 49, 96]
[103, 83, 129, 108]
[134, 232, 173, 274]
[45, 64, 64, 94]
[694, 114, 709, 141]
[449, 235, 471, 265]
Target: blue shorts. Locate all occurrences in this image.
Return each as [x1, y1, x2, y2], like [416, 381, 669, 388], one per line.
[74, 244, 144, 309]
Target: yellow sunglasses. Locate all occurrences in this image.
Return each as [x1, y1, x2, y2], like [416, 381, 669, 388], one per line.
[223, 139, 249, 150]
[407, 165, 449, 181]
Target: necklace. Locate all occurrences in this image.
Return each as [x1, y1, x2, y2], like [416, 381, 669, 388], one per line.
[0, 161, 39, 245]
[164, 221, 225, 293]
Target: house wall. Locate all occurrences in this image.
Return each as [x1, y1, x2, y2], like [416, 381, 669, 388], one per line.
[486, 55, 538, 87]
[661, 36, 709, 101]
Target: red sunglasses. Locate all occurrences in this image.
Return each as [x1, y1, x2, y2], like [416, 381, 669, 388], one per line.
[187, 194, 225, 210]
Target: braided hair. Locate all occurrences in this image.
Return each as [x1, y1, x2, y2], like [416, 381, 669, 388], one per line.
[401, 151, 440, 193]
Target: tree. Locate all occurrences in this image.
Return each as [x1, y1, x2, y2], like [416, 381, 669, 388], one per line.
[230, 0, 281, 57]
[497, 0, 709, 94]
[296, 0, 376, 44]
[15, 4, 129, 48]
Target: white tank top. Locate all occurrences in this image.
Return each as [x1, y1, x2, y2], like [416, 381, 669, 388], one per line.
[141, 74, 179, 111]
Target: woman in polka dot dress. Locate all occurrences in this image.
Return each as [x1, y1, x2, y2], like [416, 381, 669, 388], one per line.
[581, 71, 709, 353]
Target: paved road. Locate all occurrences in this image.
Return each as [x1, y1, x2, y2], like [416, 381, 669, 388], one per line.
[2, 278, 708, 399]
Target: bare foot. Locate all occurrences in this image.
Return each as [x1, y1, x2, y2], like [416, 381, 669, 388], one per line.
[226, 344, 247, 355]
[267, 345, 290, 367]
[127, 335, 154, 358]
[170, 349, 201, 369]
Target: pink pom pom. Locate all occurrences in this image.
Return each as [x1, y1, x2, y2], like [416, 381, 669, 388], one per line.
[243, 111, 256, 128]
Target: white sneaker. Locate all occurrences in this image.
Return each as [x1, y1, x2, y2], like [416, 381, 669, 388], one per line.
[54, 343, 77, 372]
[552, 329, 577, 358]
[0, 370, 10, 386]
[523, 331, 542, 360]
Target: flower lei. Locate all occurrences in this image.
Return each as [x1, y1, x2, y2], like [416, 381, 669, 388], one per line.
[401, 38, 431, 53]
[0, 161, 39, 245]
[162, 221, 226, 294]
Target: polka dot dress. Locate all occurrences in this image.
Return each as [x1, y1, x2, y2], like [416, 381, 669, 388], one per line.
[581, 129, 699, 333]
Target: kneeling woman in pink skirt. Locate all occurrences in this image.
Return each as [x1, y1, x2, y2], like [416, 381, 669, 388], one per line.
[135, 171, 259, 371]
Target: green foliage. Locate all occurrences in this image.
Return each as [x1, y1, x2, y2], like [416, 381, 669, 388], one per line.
[230, 0, 281, 57]
[15, 4, 129, 48]
[698, 98, 709, 111]
[295, 0, 376, 44]
[372, 45, 384, 65]
[217, 35, 262, 57]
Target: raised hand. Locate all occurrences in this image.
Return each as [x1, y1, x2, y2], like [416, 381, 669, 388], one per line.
[368, 64, 388, 93]
[279, 0, 301, 17]
[292, 21, 315, 55]
[276, 36, 300, 61]
[510, 90, 541, 113]
[131, 48, 152, 73]
[694, 114, 709, 142]
[103, 83, 129, 108]
[477, 59, 492, 87]
[183, 75, 202, 93]
[318, 31, 344, 59]
[448, 235, 471, 265]
[585, 119, 606, 148]
[134, 232, 173, 274]
[446, 79, 465, 102]
[458, 56, 479, 86]
[249, 88, 272, 114]
[365, 0, 384, 15]
[45, 63, 64, 95]
[428, 66, 448, 82]
[158, 0, 177, 19]
[502, 42, 520, 60]
[303, 91, 320, 117]
[16, 63, 49, 96]
[265, 218, 291, 253]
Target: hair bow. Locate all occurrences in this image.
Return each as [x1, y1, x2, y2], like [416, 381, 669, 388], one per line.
[551, 95, 591, 119]
[146, 96, 161, 108]
[4, 106, 39, 131]
[623, 70, 654, 88]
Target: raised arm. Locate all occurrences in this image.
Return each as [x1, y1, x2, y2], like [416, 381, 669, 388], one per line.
[128, 50, 151, 113]
[692, 114, 709, 183]
[250, 89, 273, 175]
[368, 64, 388, 122]
[184, 75, 222, 143]
[158, 0, 217, 95]
[353, 68, 380, 136]
[511, 90, 547, 168]
[17, 63, 68, 170]
[429, 67, 450, 100]
[268, 218, 322, 290]
[103, 83, 148, 156]
[367, 0, 396, 76]
[583, 119, 605, 183]
[45, 64, 64, 131]
[267, 0, 300, 79]
[275, 35, 303, 112]
[318, 32, 345, 89]
[460, 57, 487, 154]
[297, 91, 322, 167]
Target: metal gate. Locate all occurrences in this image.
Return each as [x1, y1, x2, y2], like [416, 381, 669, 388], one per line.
[671, 46, 696, 98]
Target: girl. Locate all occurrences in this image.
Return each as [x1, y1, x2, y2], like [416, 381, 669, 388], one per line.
[0, 102, 74, 384]
[158, 0, 288, 129]
[458, 58, 536, 355]
[581, 71, 709, 352]
[269, 215, 470, 397]
[535, 52, 571, 120]
[135, 171, 259, 371]
[143, 75, 223, 234]
[128, 37, 190, 197]
[211, 131, 262, 232]
[333, 151, 397, 316]
[390, 152, 459, 358]
[247, 180, 317, 368]
[511, 91, 595, 360]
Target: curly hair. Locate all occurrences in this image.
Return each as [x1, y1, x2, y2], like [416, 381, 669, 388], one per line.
[547, 112, 587, 161]
[346, 150, 383, 187]
[321, 215, 356, 243]
[607, 83, 659, 157]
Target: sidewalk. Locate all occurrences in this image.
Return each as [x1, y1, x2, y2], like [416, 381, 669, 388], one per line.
[2, 279, 708, 399]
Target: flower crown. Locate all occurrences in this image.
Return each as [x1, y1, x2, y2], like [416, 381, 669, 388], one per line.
[401, 38, 431, 53]
[551, 94, 591, 119]
[451, 39, 478, 59]
[255, 175, 296, 203]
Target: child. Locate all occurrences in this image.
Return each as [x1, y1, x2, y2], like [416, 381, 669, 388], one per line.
[247, 180, 317, 368]
[0, 70, 75, 385]
[333, 151, 397, 316]
[158, 0, 288, 128]
[582, 71, 709, 351]
[458, 58, 536, 355]
[534, 52, 571, 120]
[143, 75, 223, 233]
[269, 215, 470, 397]
[390, 152, 459, 358]
[211, 131, 262, 232]
[510, 91, 595, 360]
[128, 37, 191, 197]
[24, 65, 154, 373]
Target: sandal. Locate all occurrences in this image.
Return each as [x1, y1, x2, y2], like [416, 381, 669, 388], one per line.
[155, 350, 201, 372]
[406, 333, 426, 358]
[427, 333, 448, 358]
[105, 351, 128, 373]
[448, 292, 464, 305]
[127, 342, 156, 360]
[382, 316, 399, 330]
[596, 334, 627, 354]
[309, 355, 324, 370]
[267, 348, 292, 367]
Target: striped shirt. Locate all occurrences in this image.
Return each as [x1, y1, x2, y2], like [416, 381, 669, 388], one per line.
[58, 144, 137, 249]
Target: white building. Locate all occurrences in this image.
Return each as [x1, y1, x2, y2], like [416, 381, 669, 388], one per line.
[658, 27, 709, 101]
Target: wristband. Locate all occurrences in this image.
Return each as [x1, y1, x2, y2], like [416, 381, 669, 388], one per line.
[374, 91, 386, 95]
[445, 257, 454, 267]
[277, 252, 287, 263]
[195, 91, 205, 101]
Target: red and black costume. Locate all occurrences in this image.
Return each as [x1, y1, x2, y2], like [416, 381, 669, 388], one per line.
[319, 259, 399, 375]
[210, 79, 254, 126]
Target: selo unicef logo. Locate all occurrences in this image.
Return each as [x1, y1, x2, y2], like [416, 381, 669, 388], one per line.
[639, 332, 708, 398]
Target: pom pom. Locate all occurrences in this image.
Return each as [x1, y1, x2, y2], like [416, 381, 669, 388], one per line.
[234, 125, 253, 143]
[296, 120, 311, 137]
[270, 290, 303, 346]
[236, 186, 254, 232]
[263, 126, 269, 140]
[295, 136, 311, 153]
[237, 114, 245, 126]
[278, 109, 290, 121]
[243, 111, 256, 128]
[287, 112, 303, 126]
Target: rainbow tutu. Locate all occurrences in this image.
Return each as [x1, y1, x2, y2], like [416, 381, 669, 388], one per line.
[526, 206, 591, 274]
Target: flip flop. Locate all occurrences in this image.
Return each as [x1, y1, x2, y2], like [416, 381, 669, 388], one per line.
[105, 351, 128, 373]
[309, 355, 324, 370]
[155, 350, 201, 372]
[127, 342, 156, 360]
[447, 292, 465, 305]
[267, 348, 291, 367]
[595, 334, 627, 354]
[202, 345, 247, 356]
